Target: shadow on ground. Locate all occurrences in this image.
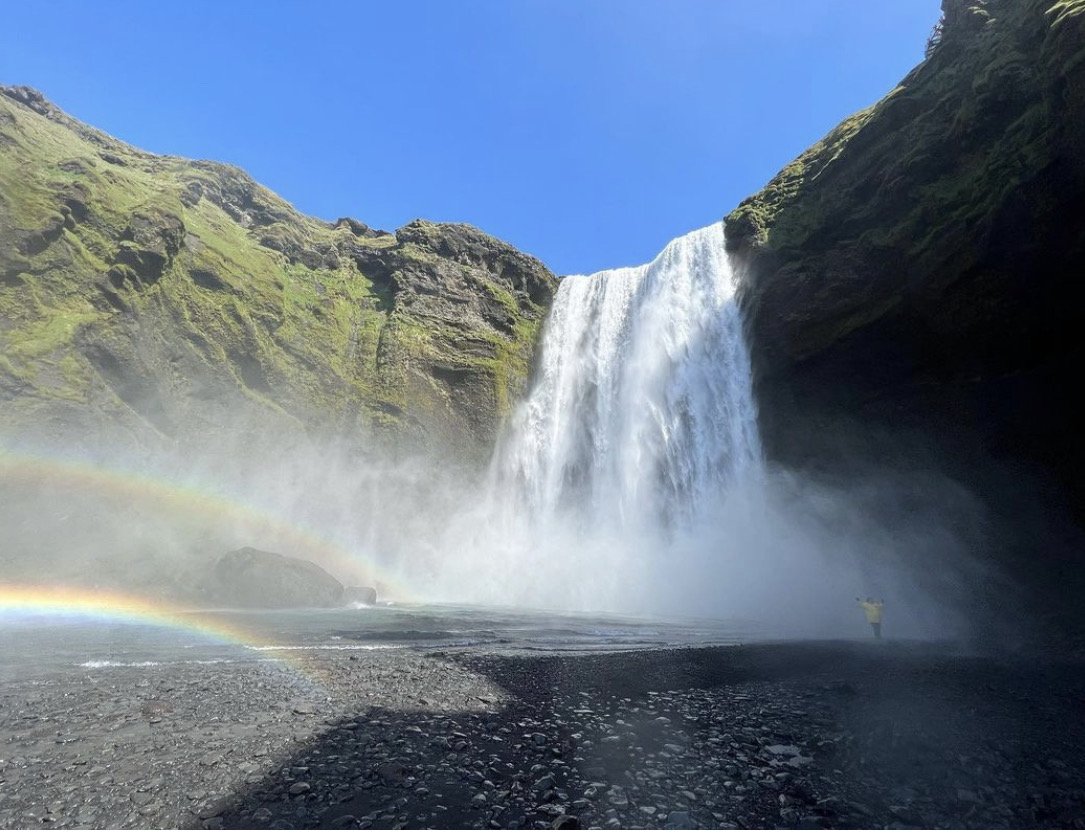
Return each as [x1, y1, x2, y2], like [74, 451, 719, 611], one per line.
[215, 642, 1085, 830]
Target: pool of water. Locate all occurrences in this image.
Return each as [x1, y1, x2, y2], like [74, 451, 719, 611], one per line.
[0, 603, 767, 680]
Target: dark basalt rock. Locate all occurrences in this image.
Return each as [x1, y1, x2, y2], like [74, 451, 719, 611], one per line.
[208, 547, 345, 609]
[334, 217, 388, 238]
[725, 0, 1085, 632]
[112, 209, 185, 285]
[0, 85, 53, 117]
[395, 219, 555, 306]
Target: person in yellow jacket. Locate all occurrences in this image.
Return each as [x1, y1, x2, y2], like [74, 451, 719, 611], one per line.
[856, 597, 884, 638]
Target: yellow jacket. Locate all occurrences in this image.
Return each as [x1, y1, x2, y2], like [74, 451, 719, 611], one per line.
[860, 601, 884, 624]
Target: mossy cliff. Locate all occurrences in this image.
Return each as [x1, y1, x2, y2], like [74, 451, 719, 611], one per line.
[725, 0, 1085, 631]
[727, 0, 1085, 485]
[0, 86, 556, 457]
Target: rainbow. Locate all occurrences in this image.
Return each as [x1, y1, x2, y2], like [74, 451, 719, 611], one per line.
[0, 584, 263, 646]
[0, 583, 336, 681]
[0, 448, 416, 602]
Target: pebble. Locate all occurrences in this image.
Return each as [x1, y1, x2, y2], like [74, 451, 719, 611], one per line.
[665, 810, 691, 828]
[2, 643, 1083, 831]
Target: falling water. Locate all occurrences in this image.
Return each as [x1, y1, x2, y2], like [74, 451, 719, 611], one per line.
[435, 222, 765, 610]
[493, 221, 762, 530]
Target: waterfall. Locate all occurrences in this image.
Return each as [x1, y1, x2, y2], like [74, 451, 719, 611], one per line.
[493, 221, 762, 531]
[435, 222, 765, 611]
[424, 222, 959, 636]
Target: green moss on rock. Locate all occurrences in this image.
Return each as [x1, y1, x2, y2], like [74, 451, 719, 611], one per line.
[723, 0, 1085, 599]
[0, 86, 558, 457]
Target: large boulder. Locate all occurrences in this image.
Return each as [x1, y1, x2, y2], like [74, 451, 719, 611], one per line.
[343, 585, 378, 606]
[209, 547, 344, 608]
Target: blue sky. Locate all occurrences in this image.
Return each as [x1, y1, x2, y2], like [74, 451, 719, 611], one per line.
[1, 1, 940, 275]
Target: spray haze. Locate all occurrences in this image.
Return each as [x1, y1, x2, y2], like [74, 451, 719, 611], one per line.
[2, 222, 984, 640]
[430, 222, 983, 638]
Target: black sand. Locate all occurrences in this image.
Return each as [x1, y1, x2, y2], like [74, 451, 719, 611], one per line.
[2, 641, 1084, 829]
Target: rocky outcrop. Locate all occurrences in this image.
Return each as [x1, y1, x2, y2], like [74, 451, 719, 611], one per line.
[725, 0, 1085, 628]
[343, 585, 378, 605]
[208, 547, 345, 608]
[0, 86, 557, 458]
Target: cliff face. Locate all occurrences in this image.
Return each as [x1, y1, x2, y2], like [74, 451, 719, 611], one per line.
[0, 86, 556, 457]
[725, 0, 1085, 629]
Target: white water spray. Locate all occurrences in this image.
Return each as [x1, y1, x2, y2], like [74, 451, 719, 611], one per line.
[495, 221, 761, 529]
[434, 222, 769, 611]
[337, 221, 972, 638]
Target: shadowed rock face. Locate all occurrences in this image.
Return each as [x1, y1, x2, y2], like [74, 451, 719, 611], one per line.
[725, 0, 1085, 626]
[0, 86, 557, 459]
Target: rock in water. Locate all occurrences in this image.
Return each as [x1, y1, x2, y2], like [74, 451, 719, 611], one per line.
[344, 586, 378, 605]
[209, 547, 344, 608]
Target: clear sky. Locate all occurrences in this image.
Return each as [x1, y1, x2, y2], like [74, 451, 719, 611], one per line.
[1, 1, 940, 275]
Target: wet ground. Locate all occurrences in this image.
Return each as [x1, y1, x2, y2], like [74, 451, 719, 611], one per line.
[2, 639, 1084, 829]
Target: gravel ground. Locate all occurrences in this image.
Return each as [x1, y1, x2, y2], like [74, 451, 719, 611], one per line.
[2, 641, 1084, 829]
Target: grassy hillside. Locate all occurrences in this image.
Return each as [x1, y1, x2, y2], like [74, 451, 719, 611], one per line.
[0, 86, 556, 456]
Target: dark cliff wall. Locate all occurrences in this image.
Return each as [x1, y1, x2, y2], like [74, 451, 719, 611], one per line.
[0, 86, 557, 459]
[725, 0, 1085, 634]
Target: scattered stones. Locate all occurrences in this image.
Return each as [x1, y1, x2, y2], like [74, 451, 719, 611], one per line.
[2, 642, 1084, 830]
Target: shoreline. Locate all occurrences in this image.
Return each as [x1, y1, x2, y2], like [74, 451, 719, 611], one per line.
[2, 641, 1083, 829]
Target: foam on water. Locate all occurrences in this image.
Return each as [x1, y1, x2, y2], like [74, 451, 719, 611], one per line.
[0, 605, 758, 682]
[79, 658, 239, 668]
